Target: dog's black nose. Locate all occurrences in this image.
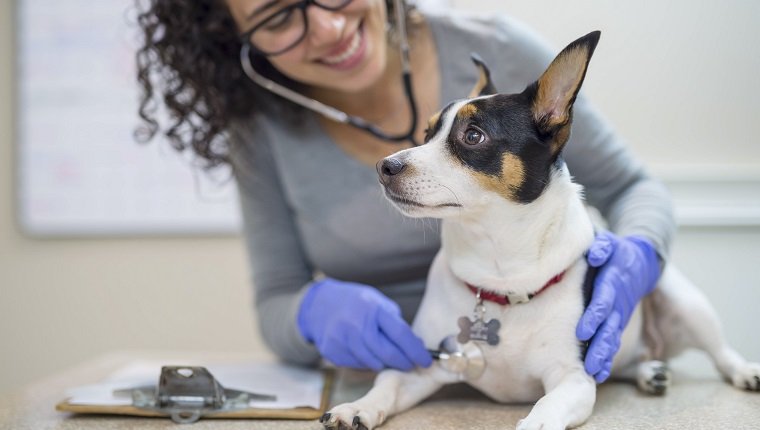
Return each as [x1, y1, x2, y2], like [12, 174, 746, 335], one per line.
[377, 157, 406, 185]
[380, 158, 406, 176]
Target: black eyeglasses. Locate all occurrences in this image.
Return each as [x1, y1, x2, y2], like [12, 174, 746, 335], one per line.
[240, 0, 354, 56]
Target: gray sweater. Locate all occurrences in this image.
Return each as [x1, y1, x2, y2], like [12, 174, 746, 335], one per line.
[229, 11, 675, 366]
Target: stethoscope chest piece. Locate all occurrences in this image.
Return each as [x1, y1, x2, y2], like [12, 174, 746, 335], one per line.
[434, 335, 486, 380]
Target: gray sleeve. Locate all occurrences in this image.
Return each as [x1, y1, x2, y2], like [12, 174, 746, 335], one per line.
[228, 122, 321, 365]
[491, 15, 676, 260]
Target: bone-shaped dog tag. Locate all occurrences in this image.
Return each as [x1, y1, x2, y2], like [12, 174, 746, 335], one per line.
[457, 298, 501, 346]
[457, 316, 501, 346]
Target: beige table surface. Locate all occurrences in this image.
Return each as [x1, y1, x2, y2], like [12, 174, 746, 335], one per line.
[2, 351, 759, 430]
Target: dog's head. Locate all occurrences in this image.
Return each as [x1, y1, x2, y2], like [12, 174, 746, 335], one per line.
[378, 31, 600, 218]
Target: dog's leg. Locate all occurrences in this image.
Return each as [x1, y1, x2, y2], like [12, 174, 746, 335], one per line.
[516, 367, 596, 430]
[658, 267, 760, 391]
[322, 367, 446, 430]
[616, 298, 672, 395]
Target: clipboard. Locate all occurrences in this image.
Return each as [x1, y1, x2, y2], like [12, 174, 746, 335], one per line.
[56, 362, 335, 423]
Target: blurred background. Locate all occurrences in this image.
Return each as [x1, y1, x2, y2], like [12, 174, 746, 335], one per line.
[1, 0, 759, 395]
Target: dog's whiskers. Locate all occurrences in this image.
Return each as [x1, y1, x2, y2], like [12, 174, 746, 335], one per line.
[439, 184, 463, 211]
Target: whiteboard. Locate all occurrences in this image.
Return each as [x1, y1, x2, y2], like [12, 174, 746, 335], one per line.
[17, 1, 241, 236]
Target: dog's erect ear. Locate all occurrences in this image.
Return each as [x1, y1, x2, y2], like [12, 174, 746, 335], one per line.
[532, 31, 600, 133]
[468, 53, 497, 98]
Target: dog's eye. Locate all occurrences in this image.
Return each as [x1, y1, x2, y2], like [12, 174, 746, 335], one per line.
[464, 128, 485, 145]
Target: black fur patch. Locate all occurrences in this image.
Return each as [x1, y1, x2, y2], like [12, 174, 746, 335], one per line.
[579, 262, 599, 361]
[444, 92, 563, 203]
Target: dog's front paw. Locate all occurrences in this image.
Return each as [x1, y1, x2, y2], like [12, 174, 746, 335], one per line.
[321, 402, 384, 430]
[731, 362, 760, 392]
[516, 414, 565, 430]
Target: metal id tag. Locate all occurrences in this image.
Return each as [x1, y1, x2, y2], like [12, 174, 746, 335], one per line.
[457, 290, 501, 346]
[127, 366, 276, 423]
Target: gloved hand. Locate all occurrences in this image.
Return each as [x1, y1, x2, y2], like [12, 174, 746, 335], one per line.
[577, 231, 661, 383]
[297, 278, 433, 371]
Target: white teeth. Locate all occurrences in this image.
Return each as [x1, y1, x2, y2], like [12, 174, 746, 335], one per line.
[322, 31, 361, 65]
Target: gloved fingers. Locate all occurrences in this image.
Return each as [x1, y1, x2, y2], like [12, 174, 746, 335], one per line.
[348, 331, 385, 371]
[321, 342, 365, 369]
[364, 328, 415, 371]
[584, 310, 622, 376]
[315, 321, 374, 370]
[577, 272, 617, 341]
[594, 332, 621, 383]
[376, 308, 433, 368]
[594, 367, 611, 384]
[587, 231, 618, 267]
[375, 293, 403, 316]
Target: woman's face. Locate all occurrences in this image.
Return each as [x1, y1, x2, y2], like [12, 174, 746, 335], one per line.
[227, 0, 389, 93]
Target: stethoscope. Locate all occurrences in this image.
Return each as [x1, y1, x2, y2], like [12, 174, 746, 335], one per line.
[239, 0, 420, 146]
[429, 335, 486, 380]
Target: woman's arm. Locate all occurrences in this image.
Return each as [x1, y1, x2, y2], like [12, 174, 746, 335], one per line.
[229, 121, 321, 365]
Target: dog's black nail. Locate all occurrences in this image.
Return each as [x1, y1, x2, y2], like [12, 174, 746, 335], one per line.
[352, 416, 369, 430]
[320, 413, 331, 423]
[653, 372, 668, 381]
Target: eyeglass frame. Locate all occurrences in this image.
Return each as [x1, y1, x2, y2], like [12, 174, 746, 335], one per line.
[239, 0, 355, 57]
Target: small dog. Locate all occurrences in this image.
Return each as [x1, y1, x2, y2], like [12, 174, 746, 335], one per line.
[321, 31, 760, 430]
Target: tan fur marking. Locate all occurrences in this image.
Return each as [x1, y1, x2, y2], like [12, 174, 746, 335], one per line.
[468, 68, 489, 98]
[534, 46, 588, 127]
[551, 123, 572, 155]
[427, 111, 441, 132]
[458, 103, 478, 119]
[472, 153, 525, 201]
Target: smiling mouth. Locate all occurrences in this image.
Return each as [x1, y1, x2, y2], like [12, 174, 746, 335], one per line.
[384, 189, 462, 209]
[318, 21, 365, 70]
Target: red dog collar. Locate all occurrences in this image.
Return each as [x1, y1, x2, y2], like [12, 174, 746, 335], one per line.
[466, 271, 566, 306]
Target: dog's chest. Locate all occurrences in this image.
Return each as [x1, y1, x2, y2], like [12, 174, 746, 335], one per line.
[471, 296, 584, 401]
[415, 252, 587, 402]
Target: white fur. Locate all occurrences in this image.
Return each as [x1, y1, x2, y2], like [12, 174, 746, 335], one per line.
[325, 102, 759, 430]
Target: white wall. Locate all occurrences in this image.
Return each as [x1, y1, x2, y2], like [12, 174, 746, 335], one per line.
[2, 0, 759, 395]
[448, 0, 760, 170]
[0, 1, 261, 394]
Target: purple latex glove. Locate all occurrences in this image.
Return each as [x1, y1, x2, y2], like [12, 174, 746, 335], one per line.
[297, 278, 433, 371]
[577, 231, 661, 383]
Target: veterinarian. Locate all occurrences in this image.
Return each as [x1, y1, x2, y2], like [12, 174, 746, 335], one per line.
[135, 0, 674, 383]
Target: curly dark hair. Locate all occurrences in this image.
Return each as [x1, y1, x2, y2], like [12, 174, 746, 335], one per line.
[134, 0, 409, 168]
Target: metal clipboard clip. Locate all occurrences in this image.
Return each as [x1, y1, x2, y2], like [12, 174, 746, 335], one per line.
[124, 366, 277, 424]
